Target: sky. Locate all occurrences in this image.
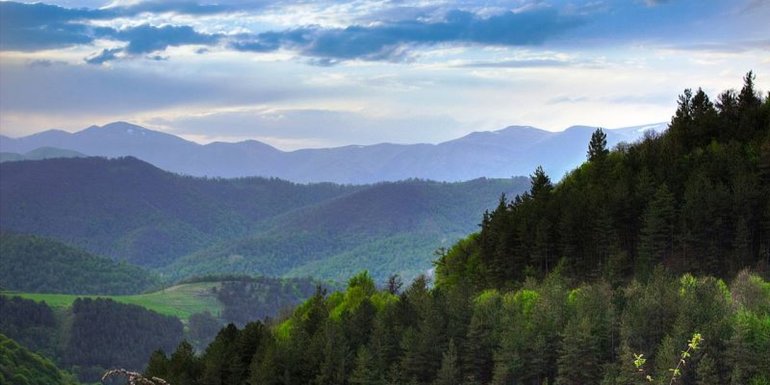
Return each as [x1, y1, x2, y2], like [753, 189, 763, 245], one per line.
[0, 0, 768, 150]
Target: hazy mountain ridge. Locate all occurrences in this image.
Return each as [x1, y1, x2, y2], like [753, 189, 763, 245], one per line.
[0, 147, 85, 162]
[0, 121, 663, 183]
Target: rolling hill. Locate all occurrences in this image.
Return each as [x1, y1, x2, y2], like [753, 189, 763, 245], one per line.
[0, 157, 359, 268]
[0, 121, 662, 183]
[0, 157, 528, 282]
[0, 233, 158, 295]
[166, 178, 527, 282]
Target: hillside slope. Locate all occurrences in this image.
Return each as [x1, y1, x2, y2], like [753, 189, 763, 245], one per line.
[0, 334, 77, 385]
[0, 233, 157, 295]
[0, 157, 358, 267]
[167, 178, 529, 282]
[1, 157, 526, 281]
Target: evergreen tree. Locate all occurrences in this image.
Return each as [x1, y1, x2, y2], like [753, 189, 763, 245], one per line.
[696, 354, 720, 385]
[556, 318, 601, 385]
[202, 323, 238, 385]
[350, 346, 383, 385]
[145, 350, 170, 381]
[433, 340, 460, 385]
[588, 128, 609, 162]
[530, 166, 553, 200]
[168, 341, 203, 385]
[637, 184, 676, 280]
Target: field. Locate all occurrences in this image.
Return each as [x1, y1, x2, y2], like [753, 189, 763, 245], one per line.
[1, 282, 224, 322]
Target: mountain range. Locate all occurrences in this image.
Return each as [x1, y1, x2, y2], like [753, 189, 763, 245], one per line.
[0, 121, 664, 183]
[0, 157, 529, 282]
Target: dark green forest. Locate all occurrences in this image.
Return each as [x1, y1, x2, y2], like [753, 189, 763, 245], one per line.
[0, 275, 326, 383]
[438, 72, 770, 287]
[0, 233, 158, 295]
[210, 276, 324, 327]
[142, 73, 770, 385]
[0, 296, 184, 383]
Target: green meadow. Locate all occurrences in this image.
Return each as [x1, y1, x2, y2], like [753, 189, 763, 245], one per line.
[1, 281, 223, 321]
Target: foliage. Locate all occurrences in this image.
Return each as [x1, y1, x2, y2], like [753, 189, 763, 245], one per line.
[142, 73, 770, 385]
[64, 298, 184, 382]
[0, 295, 186, 383]
[0, 334, 78, 385]
[165, 177, 529, 283]
[0, 156, 360, 268]
[437, 73, 770, 287]
[143, 270, 770, 385]
[0, 156, 528, 282]
[0, 233, 158, 295]
[212, 276, 323, 326]
[0, 296, 59, 360]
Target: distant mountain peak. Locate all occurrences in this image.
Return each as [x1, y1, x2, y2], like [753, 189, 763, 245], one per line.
[2, 121, 658, 183]
[88, 121, 154, 135]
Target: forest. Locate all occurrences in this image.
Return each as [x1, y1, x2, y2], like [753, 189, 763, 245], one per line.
[0, 233, 159, 295]
[0, 296, 184, 383]
[141, 73, 770, 385]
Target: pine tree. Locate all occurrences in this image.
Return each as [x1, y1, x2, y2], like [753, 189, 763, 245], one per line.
[556, 318, 601, 385]
[202, 323, 238, 385]
[351, 346, 383, 385]
[637, 184, 675, 280]
[530, 166, 553, 200]
[434, 340, 460, 385]
[168, 341, 202, 385]
[588, 128, 609, 162]
[145, 350, 170, 381]
[695, 354, 720, 385]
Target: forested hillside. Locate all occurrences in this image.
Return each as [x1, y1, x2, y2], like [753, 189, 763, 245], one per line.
[143, 73, 770, 385]
[0, 233, 158, 294]
[0, 275, 329, 383]
[0, 334, 77, 385]
[0, 295, 184, 383]
[0, 157, 526, 281]
[166, 178, 529, 282]
[438, 72, 770, 288]
[0, 157, 358, 267]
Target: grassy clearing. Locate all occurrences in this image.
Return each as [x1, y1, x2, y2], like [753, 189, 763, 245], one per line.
[1, 282, 224, 321]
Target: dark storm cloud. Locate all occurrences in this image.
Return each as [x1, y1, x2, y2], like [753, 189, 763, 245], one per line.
[233, 8, 583, 62]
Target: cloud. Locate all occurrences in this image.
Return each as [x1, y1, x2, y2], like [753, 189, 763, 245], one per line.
[26, 59, 66, 68]
[85, 48, 123, 64]
[0, 1, 223, 53]
[2, 0, 766, 65]
[0, 2, 97, 50]
[667, 39, 770, 54]
[457, 58, 572, 68]
[233, 8, 583, 62]
[112, 1, 235, 16]
[109, 24, 220, 54]
[0, 58, 298, 117]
